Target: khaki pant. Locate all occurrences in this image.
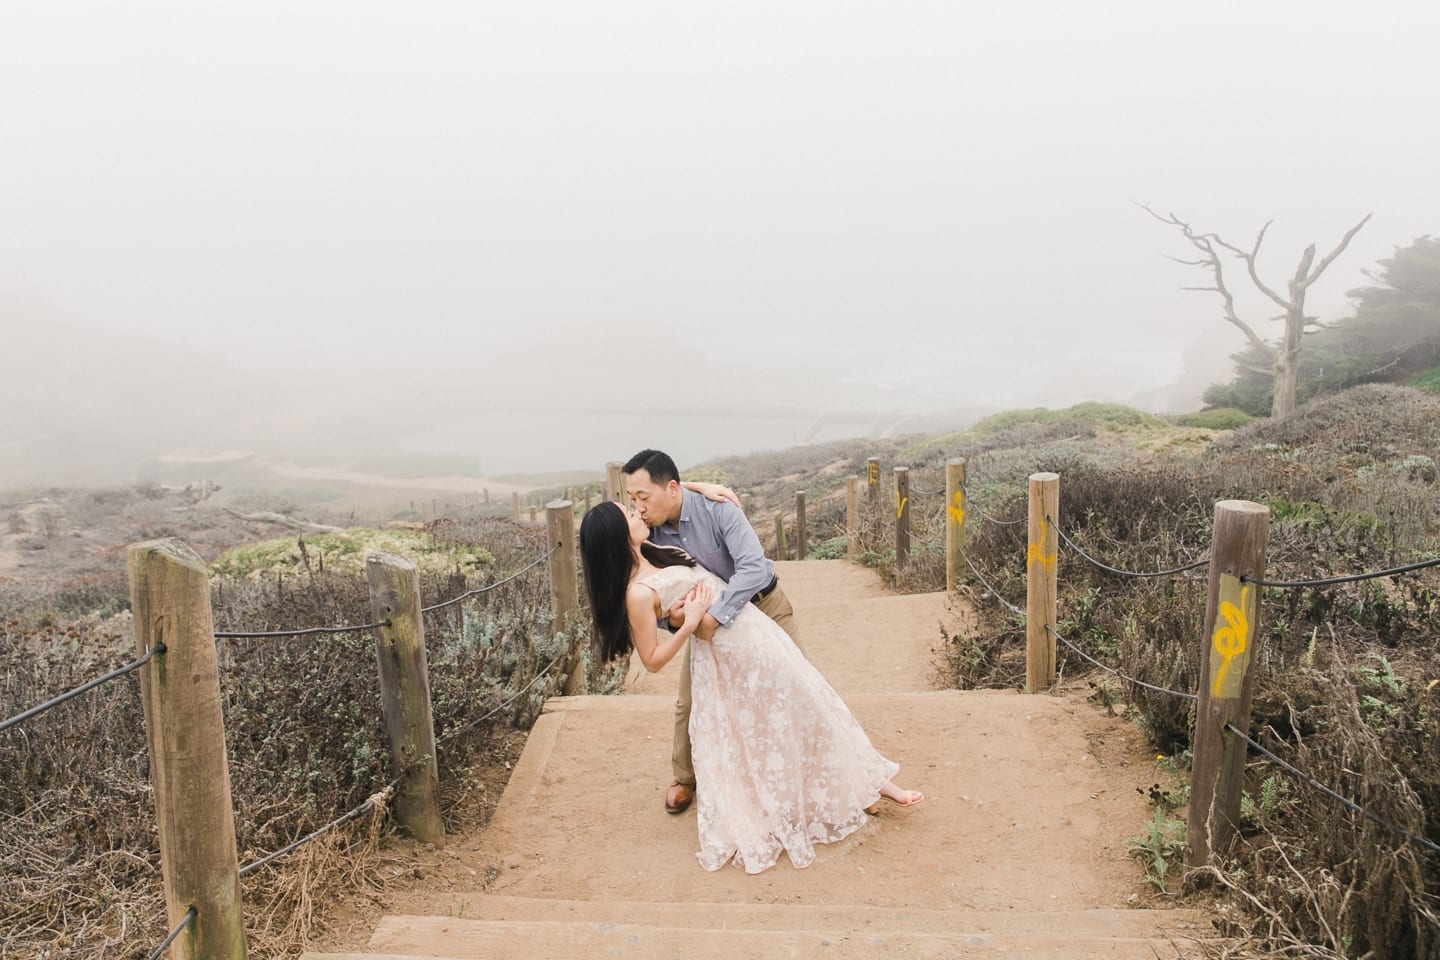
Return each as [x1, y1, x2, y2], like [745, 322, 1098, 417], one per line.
[672, 581, 802, 787]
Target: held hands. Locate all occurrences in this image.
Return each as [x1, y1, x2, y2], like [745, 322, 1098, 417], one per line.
[680, 582, 714, 636]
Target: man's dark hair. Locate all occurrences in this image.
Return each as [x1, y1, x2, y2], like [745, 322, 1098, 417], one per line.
[622, 449, 681, 485]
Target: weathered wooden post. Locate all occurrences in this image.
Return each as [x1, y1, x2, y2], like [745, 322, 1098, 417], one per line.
[128, 539, 246, 960]
[1026, 472, 1059, 693]
[845, 476, 860, 560]
[365, 553, 445, 847]
[511, 492, 520, 519]
[945, 458, 967, 593]
[894, 466, 910, 572]
[774, 514, 788, 561]
[583, 486, 592, 511]
[795, 491, 807, 561]
[528, 505, 537, 524]
[1188, 500, 1269, 867]
[866, 457, 881, 505]
[546, 501, 583, 696]
[483, 488, 490, 505]
[606, 462, 625, 503]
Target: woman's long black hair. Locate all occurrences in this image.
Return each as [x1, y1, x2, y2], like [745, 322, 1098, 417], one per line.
[579, 501, 696, 663]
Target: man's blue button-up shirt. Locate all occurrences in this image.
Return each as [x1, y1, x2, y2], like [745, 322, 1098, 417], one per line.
[649, 487, 775, 628]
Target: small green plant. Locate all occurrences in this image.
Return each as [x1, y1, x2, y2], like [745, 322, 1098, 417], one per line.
[1127, 805, 1188, 891]
[1240, 775, 1293, 829]
[807, 536, 848, 560]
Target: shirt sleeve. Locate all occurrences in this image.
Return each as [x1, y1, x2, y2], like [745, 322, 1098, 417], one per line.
[709, 501, 771, 627]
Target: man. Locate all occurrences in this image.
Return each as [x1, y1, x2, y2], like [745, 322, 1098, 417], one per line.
[622, 448, 803, 815]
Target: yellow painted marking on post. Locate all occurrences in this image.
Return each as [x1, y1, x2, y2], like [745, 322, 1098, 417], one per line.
[947, 492, 965, 526]
[868, 462, 879, 484]
[895, 496, 908, 519]
[1026, 516, 1056, 572]
[1210, 577, 1254, 699]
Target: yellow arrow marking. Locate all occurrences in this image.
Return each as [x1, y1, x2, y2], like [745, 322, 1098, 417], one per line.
[947, 492, 966, 526]
[1027, 516, 1056, 572]
[1211, 583, 1252, 699]
[895, 496, 908, 519]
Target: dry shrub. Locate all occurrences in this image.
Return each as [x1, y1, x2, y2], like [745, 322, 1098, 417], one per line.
[1, 516, 581, 959]
[934, 388, 1440, 957]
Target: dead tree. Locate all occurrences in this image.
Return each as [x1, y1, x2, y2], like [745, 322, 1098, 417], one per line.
[1140, 204, 1371, 419]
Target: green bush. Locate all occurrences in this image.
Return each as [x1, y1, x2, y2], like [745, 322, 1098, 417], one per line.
[1172, 407, 1254, 430]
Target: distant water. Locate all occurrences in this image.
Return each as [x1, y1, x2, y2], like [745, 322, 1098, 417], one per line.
[397, 411, 874, 475]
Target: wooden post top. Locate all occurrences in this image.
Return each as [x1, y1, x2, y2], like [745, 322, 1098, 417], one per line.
[127, 538, 209, 573]
[1214, 499, 1270, 515]
[1028, 471, 1060, 482]
[365, 551, 418, 572]
[546, 499, 574, 509]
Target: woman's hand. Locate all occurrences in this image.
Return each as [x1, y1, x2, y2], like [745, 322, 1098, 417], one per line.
[681, 480, 742, 509]
[681, 582, 713, 635]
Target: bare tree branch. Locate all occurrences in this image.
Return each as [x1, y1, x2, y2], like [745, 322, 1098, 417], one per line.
[1134, 201, 1273, 355]
[1299, 213, 1373, 290]
[1213, 220, 1293, 312]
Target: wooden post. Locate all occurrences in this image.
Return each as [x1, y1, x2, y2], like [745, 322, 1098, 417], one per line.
[1188, 500, 1270, 867]
[866, 457, 881, 505]
[894, 466, 910, 571]
[583, 486, 592, 511]
[546, 501, 583, 696]
[795, 491, 807, 561]
[528, 505, 537, 524]
[945, 458, 967, 593]
[845, 476, 860, 561]
[606, 462, 625, 503]
[128, 539, 246, 960]
[774, 514, 788, 561]
[511, 492, 520, 519]
[1025, 472, 1059, 693]
[365, 552, 445, 847]
[483, 487, 490, 505]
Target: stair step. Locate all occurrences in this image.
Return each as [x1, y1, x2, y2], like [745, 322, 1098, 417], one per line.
[380, 895, 1212, 939]
[303, 912, 1209, 959]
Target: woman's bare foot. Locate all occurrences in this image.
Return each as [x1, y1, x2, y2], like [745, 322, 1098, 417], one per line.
[866, 780, 924, 813]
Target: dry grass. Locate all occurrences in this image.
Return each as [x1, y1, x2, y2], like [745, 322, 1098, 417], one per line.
[0, 509, 590, 959]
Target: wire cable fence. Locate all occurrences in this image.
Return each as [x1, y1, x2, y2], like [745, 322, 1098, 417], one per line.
[4, 534, 568, 960]
[1049, 519, 1209, 580]
[0, 643, 164, 734]
[945, 468, 1440, 875]
[1225, 723, 1440, 858]
[146, 907, 196, 960]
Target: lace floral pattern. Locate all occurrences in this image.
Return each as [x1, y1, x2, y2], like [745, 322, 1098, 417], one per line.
[638, 565, 900, 874]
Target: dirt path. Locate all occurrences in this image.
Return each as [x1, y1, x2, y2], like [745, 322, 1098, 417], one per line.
[307, 560, 1209, 957]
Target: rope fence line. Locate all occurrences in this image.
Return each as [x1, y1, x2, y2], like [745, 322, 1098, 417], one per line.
[1045, 624, 1198, 702]
[146, 906, 196, 960]
[238, 777, 401, 878]
[421, 544, 559, 614]
[0, 644, 165, 734]
[4, 545, 562, 735]
[1225, 723, 1440, 857]
[215, 621, 389, 640]
[438, 649, 567, 746]
[961, 551, 1025, 617]
[1243, 554, 1440, 589]
[1048, 518, 1210, 580]
[958, 480, 1026, 526]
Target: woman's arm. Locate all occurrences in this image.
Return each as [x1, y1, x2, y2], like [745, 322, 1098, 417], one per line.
[628, 582, 712, 672]
[680, 480, 741, 509]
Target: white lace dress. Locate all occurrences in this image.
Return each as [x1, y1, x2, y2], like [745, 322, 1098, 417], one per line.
[637, 564, 900, 874]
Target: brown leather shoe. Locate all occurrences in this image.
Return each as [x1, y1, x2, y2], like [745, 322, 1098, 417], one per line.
[665, 782, 694, 814]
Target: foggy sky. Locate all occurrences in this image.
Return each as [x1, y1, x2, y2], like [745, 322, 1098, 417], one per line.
[3, 1, 1439, 480]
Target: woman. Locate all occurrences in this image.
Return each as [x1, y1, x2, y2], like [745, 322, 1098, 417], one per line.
[579, 499, 922, 874]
